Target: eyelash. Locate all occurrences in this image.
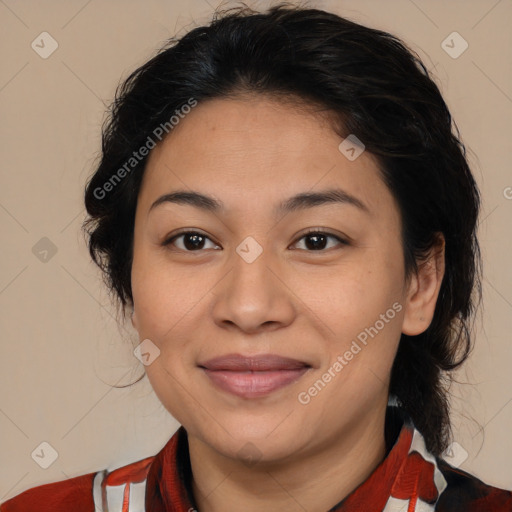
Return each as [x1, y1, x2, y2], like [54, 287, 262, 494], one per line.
[162, 228, 349, 253]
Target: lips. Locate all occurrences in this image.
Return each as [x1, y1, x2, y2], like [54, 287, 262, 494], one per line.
[199, 353, 311, 399]
[200, 353, 310, 371]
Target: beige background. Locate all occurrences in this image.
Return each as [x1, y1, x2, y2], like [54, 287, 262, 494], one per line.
[1, 0, 511, 501]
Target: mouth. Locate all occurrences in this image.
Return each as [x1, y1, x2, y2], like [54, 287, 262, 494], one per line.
[198, 353, 312, 399]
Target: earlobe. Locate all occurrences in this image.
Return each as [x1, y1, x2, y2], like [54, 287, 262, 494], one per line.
[401, 234, 445, 336]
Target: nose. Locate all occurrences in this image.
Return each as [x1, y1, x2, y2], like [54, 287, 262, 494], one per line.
[210, 242, 297, 335]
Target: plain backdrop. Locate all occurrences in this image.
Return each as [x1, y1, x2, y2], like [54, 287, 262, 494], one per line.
[1, 0, 511, 501]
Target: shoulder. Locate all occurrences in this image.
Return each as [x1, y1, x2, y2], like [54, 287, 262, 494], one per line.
[0, 472, 96, 512]
[0, 456, 155, 512]
[436, 457, 512, 511]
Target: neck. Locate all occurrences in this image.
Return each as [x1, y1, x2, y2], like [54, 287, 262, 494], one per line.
[188, 405, 388, 512]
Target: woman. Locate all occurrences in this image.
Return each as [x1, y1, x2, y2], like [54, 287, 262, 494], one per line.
[2, 3, 511, 511]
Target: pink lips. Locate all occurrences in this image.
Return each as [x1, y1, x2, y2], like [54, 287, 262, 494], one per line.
[199, 353, 311, 399]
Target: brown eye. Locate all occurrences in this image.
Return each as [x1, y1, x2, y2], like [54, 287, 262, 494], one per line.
[292, 231, 348, 251]
[163, 231, 220, 251]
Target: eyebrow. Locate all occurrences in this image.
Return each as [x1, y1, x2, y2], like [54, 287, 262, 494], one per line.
[148, 188, 370, 215]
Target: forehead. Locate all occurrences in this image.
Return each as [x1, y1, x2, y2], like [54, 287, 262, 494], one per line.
[138, 96, 394, 219]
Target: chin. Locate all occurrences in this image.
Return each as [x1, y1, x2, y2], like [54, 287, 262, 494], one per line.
[196, 414, 309, 461]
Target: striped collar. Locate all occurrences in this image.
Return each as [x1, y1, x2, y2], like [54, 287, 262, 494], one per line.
[93, 407, 447, 511]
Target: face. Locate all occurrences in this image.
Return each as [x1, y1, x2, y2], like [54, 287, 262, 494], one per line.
[130, 96, 427, 463]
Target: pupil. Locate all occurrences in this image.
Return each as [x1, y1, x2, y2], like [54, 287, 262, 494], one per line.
[306, 234, 326, 250]
[185, 234, 204, 250]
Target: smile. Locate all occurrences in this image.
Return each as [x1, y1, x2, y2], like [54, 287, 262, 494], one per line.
[202, 368, 311, 399]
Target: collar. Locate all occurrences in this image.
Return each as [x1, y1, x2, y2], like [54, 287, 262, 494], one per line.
[143, 406, 447, 511]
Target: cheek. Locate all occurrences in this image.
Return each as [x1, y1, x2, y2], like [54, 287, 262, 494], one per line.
[131, 247, 206, 338]
[291, 257, 399, 330]
[295, 255, 404, 376]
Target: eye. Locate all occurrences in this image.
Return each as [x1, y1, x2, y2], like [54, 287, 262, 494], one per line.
[162, 231, 220, 252]
[162, 229, 348, 253]
[291, 229, 348, 251]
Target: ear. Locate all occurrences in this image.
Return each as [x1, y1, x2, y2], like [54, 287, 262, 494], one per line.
[402, 234, 445, 336]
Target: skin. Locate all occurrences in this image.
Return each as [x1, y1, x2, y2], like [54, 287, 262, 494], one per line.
[130, 96, 445, 512]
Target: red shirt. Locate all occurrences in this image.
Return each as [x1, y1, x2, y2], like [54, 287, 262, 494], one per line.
[2, 407, 511, 511]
